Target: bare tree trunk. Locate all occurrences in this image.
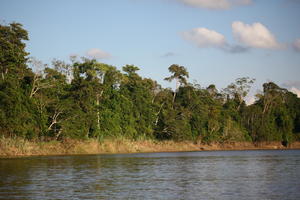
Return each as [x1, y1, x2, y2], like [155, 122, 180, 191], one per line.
[48, 111, 62, 131]
[96, 90, 104, 136]
[172, 91, 177, 104]
[155, 102, 165, 126]
[55, 129, 63, 140]
[152, 92, 158, 104]
[30, 74, 39, 98]
[237, 96, 243, 111]
[172, 78, 179, 105]
[96, 93, 100, 131]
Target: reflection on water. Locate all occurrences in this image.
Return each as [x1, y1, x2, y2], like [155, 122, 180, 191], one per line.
[1, 150, 300, 200]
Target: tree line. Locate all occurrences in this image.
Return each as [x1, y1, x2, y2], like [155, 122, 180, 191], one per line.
[1, 23, 300, 146]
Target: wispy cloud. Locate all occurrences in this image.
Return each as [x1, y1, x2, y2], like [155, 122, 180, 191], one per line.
[282, 80, 300, 88]
[292, 38, 300, 52]
[161, 52, 176, 58]
[232, 21, 282, 49]
[175, 0, 252, 10]
[221, 43, 250, 53]
[86, 48, 111, 59]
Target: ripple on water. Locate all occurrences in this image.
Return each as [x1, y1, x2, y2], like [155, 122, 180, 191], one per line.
[0, 150, 300, 200]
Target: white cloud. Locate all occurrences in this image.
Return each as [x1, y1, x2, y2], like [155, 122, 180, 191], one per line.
[292, 38, 300, 51]
[181, 27, 249, 53]
[176, 0, 252, 10]
[178, 0, 230, 9]
[182, 22, 282, 52]
[282, 81, 300, 98]
[86, 48, 111, 59]
[245, 95, 256, 105]
[182, 27, 226, 48]
[232, 21, 281, 49]
[290, 87, 300, 97]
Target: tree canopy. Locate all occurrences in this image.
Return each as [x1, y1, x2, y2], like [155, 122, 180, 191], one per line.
[1, 22, 299, 146]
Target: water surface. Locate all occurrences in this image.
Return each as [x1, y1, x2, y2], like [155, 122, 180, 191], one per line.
[1, 150, 300, 199]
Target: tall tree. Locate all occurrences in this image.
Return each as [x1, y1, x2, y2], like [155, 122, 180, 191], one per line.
[0, 22, 38, 138]
[223, 77, 255, 111]
[0, 23, 29, 80]
[164, 64, 189, 104]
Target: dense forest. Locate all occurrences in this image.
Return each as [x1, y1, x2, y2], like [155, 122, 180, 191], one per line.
[1, 22, 300, 146]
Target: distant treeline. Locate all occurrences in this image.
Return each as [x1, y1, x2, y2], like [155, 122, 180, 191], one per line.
[1, 23, 300, 145]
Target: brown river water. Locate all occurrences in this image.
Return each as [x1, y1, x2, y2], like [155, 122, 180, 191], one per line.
[0, 150, 300, 199]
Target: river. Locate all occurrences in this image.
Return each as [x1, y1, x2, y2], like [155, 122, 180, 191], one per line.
[1, 150, 300, 200]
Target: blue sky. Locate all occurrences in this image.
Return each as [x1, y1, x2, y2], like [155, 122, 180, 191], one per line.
[1, 0, 300, 102]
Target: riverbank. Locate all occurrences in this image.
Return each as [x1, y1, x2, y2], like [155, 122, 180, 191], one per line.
[1, 137, 300, 157]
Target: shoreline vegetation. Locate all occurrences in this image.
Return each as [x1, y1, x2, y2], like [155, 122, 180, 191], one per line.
[1, 23, 300, 158]
[1, 137, 300, 158]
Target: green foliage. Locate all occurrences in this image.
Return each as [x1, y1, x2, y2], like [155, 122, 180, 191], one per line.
[1, 22, 300, 145]
[164, 64, 189, 86]
[242, 82, 300, 145]
[0, 23, 29, 80]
